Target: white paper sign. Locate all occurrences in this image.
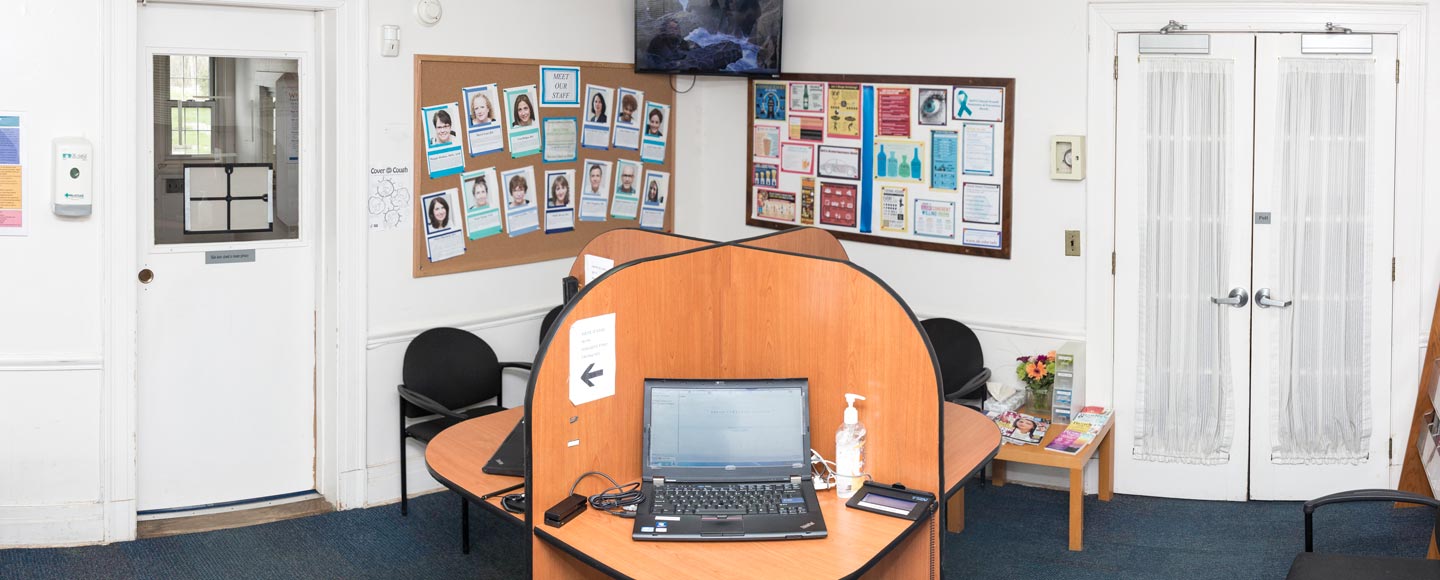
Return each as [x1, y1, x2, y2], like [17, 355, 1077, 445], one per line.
[569, 313, 616, 406]
[584, 254, 615, 285]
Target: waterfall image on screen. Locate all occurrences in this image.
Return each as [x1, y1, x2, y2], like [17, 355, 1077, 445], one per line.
[635, 0, 783, 76]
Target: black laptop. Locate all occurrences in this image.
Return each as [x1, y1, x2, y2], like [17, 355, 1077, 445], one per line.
[632, 379, 828, 541]
[482, 418, 525, 476]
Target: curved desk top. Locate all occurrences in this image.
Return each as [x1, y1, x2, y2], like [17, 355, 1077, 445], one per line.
[425, 403, 999, 579]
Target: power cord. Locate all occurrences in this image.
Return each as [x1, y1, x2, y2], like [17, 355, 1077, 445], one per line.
[569, 471, 645, 518]
[501, 493, 527, 514]
[810, 448, 872, 491]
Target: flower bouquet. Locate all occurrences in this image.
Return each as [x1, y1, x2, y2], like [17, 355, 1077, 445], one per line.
[1015, 350, 1057, 415]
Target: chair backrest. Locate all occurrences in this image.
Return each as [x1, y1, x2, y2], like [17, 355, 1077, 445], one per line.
[539, 305, 564, 346]
[920, 318, 985, 398]
[401, 327, 501, 418]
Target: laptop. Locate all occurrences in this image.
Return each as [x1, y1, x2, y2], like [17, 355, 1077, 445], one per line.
[632, 379, 828, 541]
[482, 418, 525, 477]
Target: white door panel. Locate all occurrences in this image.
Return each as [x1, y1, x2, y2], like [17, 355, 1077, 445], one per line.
[137, 3, 317, 512]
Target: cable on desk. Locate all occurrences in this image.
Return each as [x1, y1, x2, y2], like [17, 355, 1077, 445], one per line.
[569, 471, 645, 518]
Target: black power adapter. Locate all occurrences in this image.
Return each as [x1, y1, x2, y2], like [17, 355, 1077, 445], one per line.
[544, 493, 589, 528]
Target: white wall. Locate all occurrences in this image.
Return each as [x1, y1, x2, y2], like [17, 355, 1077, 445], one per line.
[0, 0, 108, 546]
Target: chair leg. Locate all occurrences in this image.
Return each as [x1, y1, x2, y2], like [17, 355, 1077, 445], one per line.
[399, 404, 408, 516]
[461, 495, 471, 555]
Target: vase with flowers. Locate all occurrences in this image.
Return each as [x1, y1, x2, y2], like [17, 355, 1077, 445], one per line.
[1015, 350, 1057, 415]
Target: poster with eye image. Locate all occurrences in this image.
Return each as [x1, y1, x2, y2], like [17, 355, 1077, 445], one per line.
[611, 158, 643, 220]
[755, 83, 787, 121]
[874, 139, 925, 184]
[581, 85, 614, 150]
[827, 83, 861, 139]
[639, 169, 669, 230]
[612, 87, 644, 150]
[755, 188, 796, 223]
[460, 168, 503, 240]
[917, 87, 949, 126]
[881, 186, 908, 232]
[931, 130, 959, 191]
[461, 84, 504, 156]
[578, 159, 612, 222]
[799, 178, 816, 225]
[499, 166, 539, 236]
[421, 188, 465, 261]
[503, 85, 542, 158]
[640, 102, 670, 164]
[819, 181, 857, 228]
[420, 103, 464, 178]
[543, 169, 575, 234]
[817, 145, 860, 180]
[754, 125, 781, 159]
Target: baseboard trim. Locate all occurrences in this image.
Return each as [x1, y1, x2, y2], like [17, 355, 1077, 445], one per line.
[0, 354, 104, 372]
[0, 503, 106, 547]
[912, 311, 1085, 342]
[365, 452, 447, 507]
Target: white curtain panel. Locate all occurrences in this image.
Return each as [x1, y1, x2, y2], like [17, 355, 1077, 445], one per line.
[1270, 58, 1373, 465]
[1133, 58, 1234, 465]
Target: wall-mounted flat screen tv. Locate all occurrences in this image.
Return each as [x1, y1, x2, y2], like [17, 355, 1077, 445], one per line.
[635, 0, 783, 77]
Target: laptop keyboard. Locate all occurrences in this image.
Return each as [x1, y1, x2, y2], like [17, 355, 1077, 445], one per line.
[652, 483, 808, 516]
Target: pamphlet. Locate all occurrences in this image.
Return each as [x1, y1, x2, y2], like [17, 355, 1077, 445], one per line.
[1045, 406, 1113, 455]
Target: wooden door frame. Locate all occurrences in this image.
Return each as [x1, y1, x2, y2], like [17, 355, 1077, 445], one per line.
[101, 0, 369, 542]
[1086, 3, 1426, 488]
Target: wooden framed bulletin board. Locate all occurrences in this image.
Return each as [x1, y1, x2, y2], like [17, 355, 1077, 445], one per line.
[412, 55, 677, 277]
[746, 74, 1015, 259]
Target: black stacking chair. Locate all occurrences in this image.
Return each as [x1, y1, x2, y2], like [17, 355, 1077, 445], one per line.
[920, 318, 991, 410]
[1287, 489, 1440, 579]
[540, 305, 564, 346]
[397, 327, 531, 554]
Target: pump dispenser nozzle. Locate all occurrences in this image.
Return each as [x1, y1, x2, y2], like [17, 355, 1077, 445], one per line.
[843, 393, 866, 425]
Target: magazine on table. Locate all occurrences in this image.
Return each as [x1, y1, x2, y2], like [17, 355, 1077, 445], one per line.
[1045, 406, 1113, 455]
[988, 410, 1051, 445]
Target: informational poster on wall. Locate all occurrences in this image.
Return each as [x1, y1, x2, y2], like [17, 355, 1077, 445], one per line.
[0, 113, 24, 236]
[745, 75, 1014, 259]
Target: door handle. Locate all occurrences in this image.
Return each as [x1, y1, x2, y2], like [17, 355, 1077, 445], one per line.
[1254, 288, 1292, 309]
[138, 268, 154, 284]
[1211, 287, 1249, 308]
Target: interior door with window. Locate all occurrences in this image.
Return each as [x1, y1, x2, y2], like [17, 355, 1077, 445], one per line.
[136, 3, 317, 512]
[1112, 33, 1256, 501]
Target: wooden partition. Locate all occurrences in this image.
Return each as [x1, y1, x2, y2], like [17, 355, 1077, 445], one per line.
[565, 228, 715, 287]
[734, 227, 849, 261]
[1397, 287, 1440, 558]
[525, 244, 943, 579]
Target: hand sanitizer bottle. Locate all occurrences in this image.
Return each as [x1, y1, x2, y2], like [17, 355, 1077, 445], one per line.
[835, 393, 867, 499]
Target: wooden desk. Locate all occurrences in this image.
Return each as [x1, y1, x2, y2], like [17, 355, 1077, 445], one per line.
[987, 415, 1114, 551]
[425, 406, 526, 523]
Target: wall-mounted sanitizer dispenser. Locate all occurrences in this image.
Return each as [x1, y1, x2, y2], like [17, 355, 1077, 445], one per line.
[53, 137, 93, 217]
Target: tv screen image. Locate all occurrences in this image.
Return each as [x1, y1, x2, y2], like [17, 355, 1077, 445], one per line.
[635, 0, 782, 76]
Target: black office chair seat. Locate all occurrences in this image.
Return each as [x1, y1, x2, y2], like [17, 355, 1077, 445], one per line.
[1287, 552, 1440, 579]
[404, 405, 503, 443]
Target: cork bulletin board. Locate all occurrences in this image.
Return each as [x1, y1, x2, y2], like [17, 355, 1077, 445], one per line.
[745, 73, 1015, 259]
[412, 55, 678, 277]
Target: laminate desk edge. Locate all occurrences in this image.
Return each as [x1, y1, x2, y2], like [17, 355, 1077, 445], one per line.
[943, 446, 1000, 501]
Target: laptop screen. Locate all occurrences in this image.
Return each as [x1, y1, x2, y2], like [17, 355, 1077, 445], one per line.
[644, 379, 810, 480]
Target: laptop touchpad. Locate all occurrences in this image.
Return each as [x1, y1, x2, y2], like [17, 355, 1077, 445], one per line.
[700, 516, 744, 536]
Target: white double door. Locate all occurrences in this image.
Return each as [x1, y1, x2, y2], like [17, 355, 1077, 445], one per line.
[1114, 33, 1396, 501]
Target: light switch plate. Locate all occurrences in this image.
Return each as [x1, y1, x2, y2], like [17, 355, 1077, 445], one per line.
[1065, 230, 1081, 256]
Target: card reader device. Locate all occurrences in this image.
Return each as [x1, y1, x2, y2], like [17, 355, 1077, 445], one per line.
[843, 481, 935, 521]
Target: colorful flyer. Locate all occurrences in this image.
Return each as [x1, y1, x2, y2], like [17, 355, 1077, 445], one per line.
[420, 103, 464, 178]
[755, 83, 787, 121]
[789, 82, 826, 114]
[613, 87, 645, 150]
[611, 159, 643, 220]
[788, 115, 824, 142]
[827, 83, 861, 139]
[881, 186, 908, 232]
[542, 117, 578, 163]
[963, 123, 996, 176]
[876, 87, 911, 137]
[640, 102, 670, 164]
[915, 199, 957, 239]
[754, 125, 781, 158]
[543, 169, 576, 234]
[817, 145, 860, 180]
[819, 181, 857, 228]
[540, 66, 582, 107]
[420, 189, 465, 261]
[799, 177, 816, 225]
[753, 162, 780, 188]
[461, 84, 504, 156]
[917, 87, 949, 126]
[503, 85, 542, 158]
[954, 87, 1005, 122]
[460, 168, 503, 240]
[755, 188, 796, 223]
[0, 113, 23, 236]
[781, 142, 815, 175]
[931, 129, 959, 190]
[581, 85, 615, 150]
[874, 139, 925, 183]
[500, 166, 540, 236]
[640, 169, 670, 230]
[579, 159, 612, 222]
[963, 182, 1002, 225]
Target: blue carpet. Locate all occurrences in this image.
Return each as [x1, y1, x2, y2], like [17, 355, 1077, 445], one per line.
[0, 484, 1432, 579]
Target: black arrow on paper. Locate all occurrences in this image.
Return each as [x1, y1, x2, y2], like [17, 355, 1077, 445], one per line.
[581, 363, 604, 387]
